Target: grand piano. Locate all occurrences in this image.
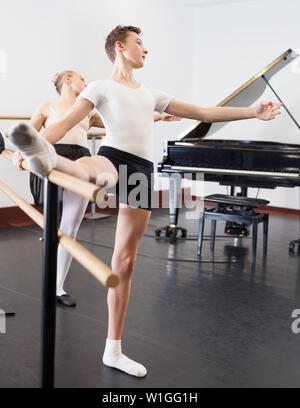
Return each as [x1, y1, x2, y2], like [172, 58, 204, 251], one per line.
[157, 49, 300, 248]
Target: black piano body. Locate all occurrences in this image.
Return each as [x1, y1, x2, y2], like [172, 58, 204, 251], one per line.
[159, 139, 300, 189]
[157, 49, 300, 240]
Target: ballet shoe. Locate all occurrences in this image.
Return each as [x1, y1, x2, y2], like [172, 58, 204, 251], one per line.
[8, 122, 57, 176]
[56, 294, 77, 307]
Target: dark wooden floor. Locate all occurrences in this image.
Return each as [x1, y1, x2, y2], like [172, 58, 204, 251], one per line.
[0, 207, 300, 388]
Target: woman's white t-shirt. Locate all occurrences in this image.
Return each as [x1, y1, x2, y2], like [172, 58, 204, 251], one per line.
[79, 79, 172, 162]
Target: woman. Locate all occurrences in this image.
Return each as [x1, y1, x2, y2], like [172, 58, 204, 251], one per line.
[9, 25, 281, 378]
[13, 70, 179, 308]
[14, 71, 101, 307]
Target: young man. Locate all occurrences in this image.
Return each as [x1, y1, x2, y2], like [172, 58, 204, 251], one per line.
[11, 70, 180, 309]
[8, 25, 282, 378]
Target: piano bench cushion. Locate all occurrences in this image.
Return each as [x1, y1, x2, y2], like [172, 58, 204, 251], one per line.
[203, 194, 269, 208]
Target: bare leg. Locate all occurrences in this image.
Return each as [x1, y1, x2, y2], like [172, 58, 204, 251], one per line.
[103, 206, 151, 377]
[56, 155, 118, 185]
[108, 206, 151, 338]
[8, 122, 118, 184]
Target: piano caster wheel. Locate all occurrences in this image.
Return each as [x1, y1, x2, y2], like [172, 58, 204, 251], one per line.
[289, 239, 300, 253]
[154, 225, 187, 240]
[155, 229, 161, 237]
[289, 242, 295, 252]
[169, 229, 177, 239]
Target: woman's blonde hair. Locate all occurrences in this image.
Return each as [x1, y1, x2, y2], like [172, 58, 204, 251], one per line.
[52, 70, 74, 94]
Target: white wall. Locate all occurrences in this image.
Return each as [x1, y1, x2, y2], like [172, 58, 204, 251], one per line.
[189, 0, 300, 209]
[0, 0, 299, 210]
[0, 0, 193, 206]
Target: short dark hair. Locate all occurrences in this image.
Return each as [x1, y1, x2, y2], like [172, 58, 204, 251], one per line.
[105, 25, 142, 63]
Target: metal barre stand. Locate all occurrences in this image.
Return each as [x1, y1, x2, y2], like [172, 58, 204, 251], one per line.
[40, 178, 59, 388]
[0, 134, 15, 317]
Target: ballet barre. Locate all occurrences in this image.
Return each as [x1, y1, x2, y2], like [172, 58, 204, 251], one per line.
[87, 131, 106, 138]
[0, 180, 118, 288]
[0, 150, 117, 388]
[1, 150, 104, 203]
[0, 115, 31, 120]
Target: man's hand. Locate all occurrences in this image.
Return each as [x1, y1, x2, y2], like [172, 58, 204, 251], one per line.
[160, 113, 181, 122]
[12, 150, 25, 170]
[254, 101, 283, 121]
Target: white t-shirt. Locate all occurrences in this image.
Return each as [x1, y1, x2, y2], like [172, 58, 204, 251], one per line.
[79, 79, 172, 161]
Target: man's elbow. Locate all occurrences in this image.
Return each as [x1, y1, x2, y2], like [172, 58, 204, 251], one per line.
[198, 107, 210, 123]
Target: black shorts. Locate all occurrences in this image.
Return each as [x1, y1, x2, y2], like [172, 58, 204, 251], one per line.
[97, 146, 154, 211]
[30, 144, 91, 207]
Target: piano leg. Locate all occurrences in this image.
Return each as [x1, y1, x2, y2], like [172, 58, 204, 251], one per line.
[155, 174, 187, 239]
[169, 174, 181, 228]
[263, 213, 269, 257]
[252, 220, 258, 261]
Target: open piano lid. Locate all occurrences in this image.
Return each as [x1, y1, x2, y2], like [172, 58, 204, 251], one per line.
[177, 49, 299, 142]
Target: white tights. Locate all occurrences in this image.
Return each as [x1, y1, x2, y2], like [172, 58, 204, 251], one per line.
[4, 137, 88, 296]
[56, 188, 88, 296]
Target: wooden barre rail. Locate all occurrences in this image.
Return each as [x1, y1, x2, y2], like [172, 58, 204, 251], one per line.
[3, 131, 106, 139]
[1, 150, 105, 203]
[0, 116, 31, 120]
[4, 132, 106, 138]
[87, 132, 106, 139]
[0, 116, 106, 138]
[0, 179, 118, 288]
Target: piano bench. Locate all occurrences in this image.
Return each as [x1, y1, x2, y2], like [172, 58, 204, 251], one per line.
[197, 194, 270, 261]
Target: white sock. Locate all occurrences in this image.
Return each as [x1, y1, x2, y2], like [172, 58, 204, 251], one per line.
[102, 339, 147, 378]
[8, 122, 57, 176]
[56, 289, 67, 297]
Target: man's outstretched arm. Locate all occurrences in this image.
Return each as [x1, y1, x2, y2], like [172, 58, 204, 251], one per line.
[42, 98, 94, 144]
[165, 99, 282, 122]
[154, 113, 181, 122]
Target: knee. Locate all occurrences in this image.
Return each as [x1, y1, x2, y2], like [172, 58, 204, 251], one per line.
[60, 202, 87, 238]
[60, 215, 80, 238]
[112, 252, 137, 281]
[76, 157, 94, 182]
[61, 224, 79, 239]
